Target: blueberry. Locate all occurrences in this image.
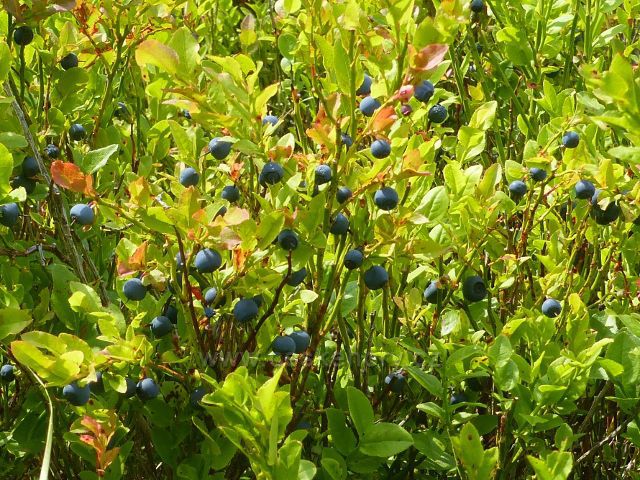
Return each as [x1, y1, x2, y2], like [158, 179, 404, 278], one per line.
[252, 294, 264, 308]
[190, 387, 207, 407]
[60, 53, 79, 70]
[69, 124, 86, 141]
[70, 204, 95, 226]
[11, 175, 36, 195]
[221, 185, 240, 203]
[470, 0, 484, 13]
[462, 276, 487, 303]
[428, 104, 447, 124]
[22, 156, 39, 178]
[124, 378, 137, 397]
[541, 298, 561, 318]
[450, 392, 467, 405]
[0, 365, 15, 383]
[591, 193, 621, 225]
[562, 131, 580, 149]
[151, 315, 173, 338]
[288, 331, 310, 353]
[262, 115, 279, 126]
[371, 139, 391, 159]
[287, 268, 307, 287]
[123, 278, 146, 301]
[330, 213, 349, 235]
[0, 203, 20, 227]
[341, 133, 353, 148]
[423, 280, 444, 304]
[204, 307, 214, 318]
[384, 372, 405, 393]
[175, 252, 185, 270]
[44, 144, 60, 158]
[400, 104, 413, 116]
[575, 180, 595, 200]
[374, 187, 399, 210]
[272, 336, 297, 355]
[204, 287, 218, 305]
[260, 162, 285, 185]
[208, 138, 232, 160]
[13, 26, 34, 46]
[336, 186, 352, 203]
[113, 102, 129, 118]
[509, 180, 527, 200]
[359, 96, 381, 117]
[179, 167, 199, 187]
[165, 304, 178, 324]
[356, 74, 372, 96]
[315, 165, 332, 185]
[295, 420, 312, 430]
[413, 80, 435, 103]
[364, 265, 389, 290]
[344, 249, 364, 269]
[233, 298, 259, 323]
[182, 109, 191, 119]
[277, 229, 299, 251]
[194, 248, 222, 273]
[62, 381, 91, 406]
[529, 168, 547, 182]
[136, 378, 160, 401]
[89, 371, 104, 393]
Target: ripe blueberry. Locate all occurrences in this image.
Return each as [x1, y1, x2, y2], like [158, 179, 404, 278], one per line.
[562, 131, 580, 149]
[462, 276, 487, 303]
[233, 298, 259, 323]
[63, 381, 91, 406]
[0, 203, 20, 227]
[413, 80, 435, 103]
[60, 53, 78, 70]
[575, 179, 595, 200]
[330, 213, 349, 235]
[428, 104, 447, 124]
[69, 124, 86, 141]
[123, 278, 146, 301]
[289, 331, 310, 353]
[151, 315, 173, 337]
[541, 298, 561, 318]
[260, 162, 285, 185]
[70, 204, 95, 226]
[364, 265, 389, 290]
[179, 167, 199, 187]
[277, 229, 299, 250]
[529, 168, 547, 182]
[359, 96, 381, 116]
[272, 336, 297, 355]
[221, 185, 240, 203]
[371, 139, 391, 159]
[336, 186, 352, 203]
[356, 74, 372, 96]
[137, 378, 160, 401]
[22, 156, 39, 178]
[344, 249, 364, 269]
[287, 268, 307, 287]
[194, 248, 222, 273]
[208, 138, 232, 160]
[374, 187, 399, 210]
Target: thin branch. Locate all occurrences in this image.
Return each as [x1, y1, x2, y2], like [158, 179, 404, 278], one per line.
[4, 81, 109, 306]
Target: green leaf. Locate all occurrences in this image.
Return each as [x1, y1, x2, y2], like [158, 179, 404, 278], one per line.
[405, 366, 443, 397]
[334, 40, 351, 94]
[416, 185, 449, 222]
[135, 39, 180, 74]
[80, 145, 118, 174]
[469, 101, 497, 131]
[358, 423, 413, 457]
[346, 386, 374, 437]
[326, 408, 357, 455]
[0, 143, 13, 194]
[169, 26, 200, 74]
[0, 308, 32, 340]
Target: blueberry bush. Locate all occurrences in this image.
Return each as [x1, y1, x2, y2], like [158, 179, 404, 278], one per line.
[1, 0, 640, 479]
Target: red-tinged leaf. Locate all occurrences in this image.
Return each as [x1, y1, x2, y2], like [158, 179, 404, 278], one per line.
[50, 161, 96, 196]
[81, 415, 103, 436]
[220, 227, 242, 249]
[230, 161, 244, 181]
[128, 176, 151, 206]
[268, 145, 293, 161]
[410, 44, 449, 72]
[117, 241, 148, 276]
[191, 286, 203, 301]
[372, 106, 398, 133]
[100, 447, 120, 472]
[233, 248, 248, 271]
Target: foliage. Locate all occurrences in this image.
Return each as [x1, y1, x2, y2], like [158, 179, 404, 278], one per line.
[0, 0, 640, 479]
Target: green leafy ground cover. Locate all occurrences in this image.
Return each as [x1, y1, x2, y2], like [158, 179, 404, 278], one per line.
[0, 0, 640, 478]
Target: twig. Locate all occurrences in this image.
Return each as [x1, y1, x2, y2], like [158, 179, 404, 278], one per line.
[575, 417, 632, 465]
[4, 81, 109, 306]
